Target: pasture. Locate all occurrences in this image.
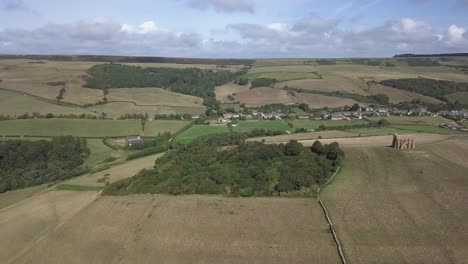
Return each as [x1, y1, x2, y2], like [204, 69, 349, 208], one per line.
[291, 119, 369, 130]
[234, 119, 291, 132]
[321, 136, 468, 263]
[0, 119, 142, 137]
[9, 195, 340, 264]
[144, 120, 191, 136]
[174, 125, 229, 144]
[91, 102, 205, 117]
[446, 91, 468, 104]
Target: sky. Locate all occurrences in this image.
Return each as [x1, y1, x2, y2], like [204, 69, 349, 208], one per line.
[0, 0, 468, 58]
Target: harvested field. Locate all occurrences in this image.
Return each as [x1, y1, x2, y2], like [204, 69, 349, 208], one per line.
[214, 83, 249, 102]
[248, 130, 358, 143]
[0, 190, 99, 263]
[0, 184, 48, 210]
[106, 88, 204, 108]
[234, 87, 358, 108]
[0, 89, 93, 116]
[366, 83, 442, 104]
[243, 71, 320, 81]
[66, 153, 161, 187]
[299, 133, 451, 148]
[12, 195, 340, 264]
[321, 135, 468, 264]
[275, 77, 367, 95]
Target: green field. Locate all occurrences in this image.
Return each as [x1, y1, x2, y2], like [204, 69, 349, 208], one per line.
[0, 119, 187, 138]
[233, 120, 291, 132]
[367, 116, 455, 126]
[0, 119, 142, 137]
[84, 139, 127, 168]
[174, 125, 229, 144]
[292, 119, 368, 130]
[242, 72, 320, 81]
[446, 91, 468, 104]
[55, 184, 104, 191]
[144, 120, 190, 136]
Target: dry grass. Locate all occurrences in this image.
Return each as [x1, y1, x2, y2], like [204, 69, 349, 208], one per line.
[0, 185, 48, 210]
[321, 135, 468, 264]
[0, 190, 99, 263]
[214, 83, 250, 102]
[234, 87, 358, 108]
[67, 153, 162, 187]
[12, 195, 340, 264]
[0, 89, 93, 116]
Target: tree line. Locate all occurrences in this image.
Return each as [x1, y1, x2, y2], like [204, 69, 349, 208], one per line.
[0, 136, 90, 193]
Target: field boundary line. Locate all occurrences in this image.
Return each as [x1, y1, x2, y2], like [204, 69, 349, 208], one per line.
[317, 166, 347, 264]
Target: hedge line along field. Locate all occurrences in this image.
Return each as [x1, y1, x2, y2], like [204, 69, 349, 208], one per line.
[0, 119, 189, 137]
[320, 135, 468, 264]
[11, 195, 341, 264]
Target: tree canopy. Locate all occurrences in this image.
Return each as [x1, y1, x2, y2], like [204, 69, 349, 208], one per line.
[0, 136, 90, 193]
[104, 133, 343, 197]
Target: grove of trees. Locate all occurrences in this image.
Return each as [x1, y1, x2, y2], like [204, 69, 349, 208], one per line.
[104, 133, 343, 197]
[0, 136, 90, 193]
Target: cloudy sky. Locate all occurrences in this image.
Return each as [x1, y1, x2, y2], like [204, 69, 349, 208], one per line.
[1, 0, 467, 58]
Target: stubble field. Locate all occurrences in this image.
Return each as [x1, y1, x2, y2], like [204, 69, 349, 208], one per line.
[321, 135, 468, 264]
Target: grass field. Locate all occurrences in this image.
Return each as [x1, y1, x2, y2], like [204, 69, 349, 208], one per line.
[144, 120, 190, 136]
[0, 119, 142, 137]
[234, 119, 291, 132]
[292, 119, 369, 130]
[321, 136, 468, 263]
[9, 195, 340, 263]
[84, 139, 127, 168]
[446, 91, 468, 104]
[174, 125, 229, 144]
[0, 119, 187, 138]
[248, 130, 359, 143]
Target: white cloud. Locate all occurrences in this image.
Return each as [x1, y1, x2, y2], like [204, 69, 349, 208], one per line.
[185, 0, 254, 13]
[267, 23, 287, 32]
[447, 24, 466, 44]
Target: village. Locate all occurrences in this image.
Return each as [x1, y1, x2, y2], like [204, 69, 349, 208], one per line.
[218, 105, 468, 131]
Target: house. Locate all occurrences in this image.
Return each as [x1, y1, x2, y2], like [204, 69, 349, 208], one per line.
[218, 117, 230, 124]
[127, 136, 150, 146]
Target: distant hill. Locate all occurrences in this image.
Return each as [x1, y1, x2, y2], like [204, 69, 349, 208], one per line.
[394, 53, 468, 58]
[0, 54, 254, 66]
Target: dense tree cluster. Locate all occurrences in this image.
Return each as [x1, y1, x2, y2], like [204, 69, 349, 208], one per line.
[315, 59, 337, 65]
[250, 78, 276, 87]
[84, 64, 238, 110]
[0, 136, 90, 193]
[380, 78, 468, 101]
[104, 133, 343, 197]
